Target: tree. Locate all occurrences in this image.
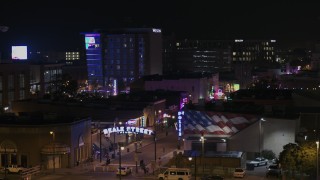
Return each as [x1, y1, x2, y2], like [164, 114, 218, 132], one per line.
[261, 149, 276, 160]
[279, 142, 317, 178]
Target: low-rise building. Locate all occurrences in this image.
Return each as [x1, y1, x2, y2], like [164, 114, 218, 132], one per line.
[0, 113, 91, 169]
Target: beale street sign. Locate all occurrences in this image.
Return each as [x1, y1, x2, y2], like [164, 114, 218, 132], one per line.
[103, 126, 154, 136]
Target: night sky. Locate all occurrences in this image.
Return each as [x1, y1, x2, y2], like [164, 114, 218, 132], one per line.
[1, 1, 320, 51]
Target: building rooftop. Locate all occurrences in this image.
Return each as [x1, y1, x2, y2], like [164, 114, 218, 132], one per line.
[182, 108, 258, 137]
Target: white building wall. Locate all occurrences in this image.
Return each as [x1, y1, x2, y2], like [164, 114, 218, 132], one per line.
[229, 117, 297, 159]
[263, 118, 296, 158]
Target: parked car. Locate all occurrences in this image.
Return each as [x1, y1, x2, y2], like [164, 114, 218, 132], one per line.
[201, 174, 224, 180]
[248, 157, 268, 167]
[233, 168, 246, 178]
[271, 158, 280, 165]
[116, 166, 132, 176]
[266, 164, 281, 178]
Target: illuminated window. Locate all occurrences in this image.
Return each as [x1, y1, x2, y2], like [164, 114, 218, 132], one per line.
[233, 52, 236, 56]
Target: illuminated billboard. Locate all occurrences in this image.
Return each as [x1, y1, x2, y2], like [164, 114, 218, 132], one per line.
[85, 34, 100, 49]
[12, 46, 28, 60]
[85, 37, 95, 44]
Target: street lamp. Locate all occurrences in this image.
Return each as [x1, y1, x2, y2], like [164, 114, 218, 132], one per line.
[118, 143, 124, 180]
[50, 131, 55, 173]
[200, 133, 205, 175]
[188, 157, 192, 170]
[259, 118, 266, 157]
[189, 154, 197, 180]
[316, 141, 319, 180]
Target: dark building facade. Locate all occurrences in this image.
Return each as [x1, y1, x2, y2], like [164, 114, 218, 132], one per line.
[163, 38, 279, 88]
[0, 63, 30, 109]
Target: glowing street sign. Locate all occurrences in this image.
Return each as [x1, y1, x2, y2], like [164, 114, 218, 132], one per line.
[103, 126, 153, 135]
[178, 111, 184, 137]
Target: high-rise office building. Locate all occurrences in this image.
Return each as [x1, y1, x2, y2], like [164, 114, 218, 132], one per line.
[83, 28, 162, 95]
[164, 38, 279, 74]
[232, 39, 278, 62]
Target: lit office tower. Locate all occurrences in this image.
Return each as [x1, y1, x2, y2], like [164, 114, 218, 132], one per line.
[83, 28, 162, 95]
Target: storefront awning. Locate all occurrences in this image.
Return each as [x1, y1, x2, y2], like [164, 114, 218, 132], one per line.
[41, 142, 70, 155]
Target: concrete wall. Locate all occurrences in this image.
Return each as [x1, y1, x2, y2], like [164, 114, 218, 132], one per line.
[229, 117, 297, 159]
[263, 118, 296, 157]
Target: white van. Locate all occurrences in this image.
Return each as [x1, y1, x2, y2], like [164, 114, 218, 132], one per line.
[158, 168, 191, 180]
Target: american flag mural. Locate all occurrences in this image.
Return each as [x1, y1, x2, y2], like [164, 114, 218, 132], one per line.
[183, 109, 258, 136]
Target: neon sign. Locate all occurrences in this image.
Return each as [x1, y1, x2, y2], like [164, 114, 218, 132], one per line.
[103, 126, 153, 135]
[180, 98, 188, 109]
[113, 79, 117, 96]
[178, 111, 184, 137]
